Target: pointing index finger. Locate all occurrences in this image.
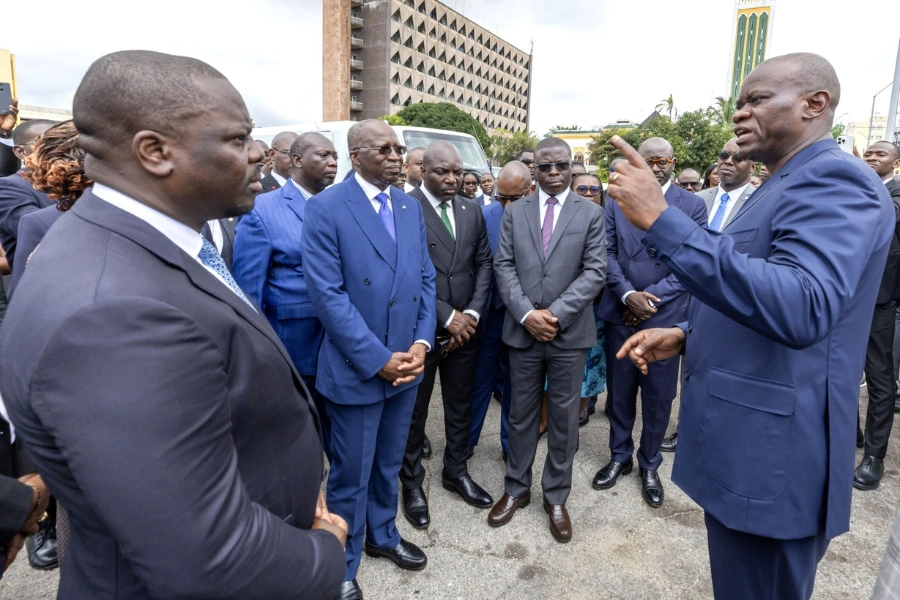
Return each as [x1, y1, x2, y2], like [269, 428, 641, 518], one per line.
[610, 136, 646, 169]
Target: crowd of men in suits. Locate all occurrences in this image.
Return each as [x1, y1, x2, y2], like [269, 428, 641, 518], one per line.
[0, 48, 899, 600]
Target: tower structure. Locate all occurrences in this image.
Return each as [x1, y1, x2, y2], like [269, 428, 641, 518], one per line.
[728, 0, 775, 101]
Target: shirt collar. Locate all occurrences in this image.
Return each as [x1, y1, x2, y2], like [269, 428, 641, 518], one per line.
[885, 177, 895, 185]
[91, 183, 203, 258]
[717, 182, 750, 202]
[661, 179, 672, 195]
[419, 185, 450, 208]
[289, 178, 314, 200]
[355, 172, 391, 201]
[538, 186, 569, 205]
[271, 172, 287, 187]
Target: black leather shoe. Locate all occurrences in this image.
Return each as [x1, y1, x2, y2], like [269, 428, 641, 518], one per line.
[660, 432, 678, 453]
[578, 407, 590, 427]
[26, 518, 58, 570]
[338, 579, 363, 600]
[592, 457, 633, 490]
[422, 435, 432, 459]
[402, 486, 430, 529]
[442, 473, 493, 507]
[854, 455, 884, 490]
[640, 467, 664, 507]
[364, 538, 427, 571]
[857, 428, 865, 449]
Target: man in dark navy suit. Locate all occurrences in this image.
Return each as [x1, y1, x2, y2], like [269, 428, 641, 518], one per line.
[302, 119, 436, 600]
[0, 119, 55, 272]
[470, 161, 533, 460]
[593, 137, 707, 508]
[613, 53, 893, 599]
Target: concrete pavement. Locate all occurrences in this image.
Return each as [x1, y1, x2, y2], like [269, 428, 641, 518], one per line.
[1, 384, 896, 599]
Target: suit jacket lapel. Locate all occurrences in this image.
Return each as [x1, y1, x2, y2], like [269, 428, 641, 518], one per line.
[545, 195, 579, 260]
[345, 178, 397, 271]
[282, 180, 308, 222]
[524, 194, 543, 258]
[722, 186, 754, 230]
[390, 191, 414, 299]
[449, 198, 467, 272]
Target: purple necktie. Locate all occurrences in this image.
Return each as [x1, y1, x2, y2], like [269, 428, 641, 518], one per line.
[376, 192, 396, 243]
[541, 196, 558, 257]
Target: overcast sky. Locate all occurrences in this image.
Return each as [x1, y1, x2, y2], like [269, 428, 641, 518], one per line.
[5, 0, 900, 136]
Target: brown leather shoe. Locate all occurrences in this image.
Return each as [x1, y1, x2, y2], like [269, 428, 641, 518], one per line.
[543, 501, 572, 543]
[487, 492, 530, 527]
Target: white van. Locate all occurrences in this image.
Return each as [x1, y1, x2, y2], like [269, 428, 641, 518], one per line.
[251, 121, 491, 182]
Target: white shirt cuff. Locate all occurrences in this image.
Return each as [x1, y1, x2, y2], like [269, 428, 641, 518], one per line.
[414, 339, 432, 352]
[621, 290, 637, 303]
[520, 309, 533, 324]
[463, 309, 480, 324]
[443, 309, 456, 329]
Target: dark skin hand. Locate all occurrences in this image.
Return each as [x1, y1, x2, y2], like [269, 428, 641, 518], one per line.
[4, 473, 51, 572]
[616, 327, 686, 375]
[624, 291, 660, 322]
[445, 314, 478, 353]
[0, 99, 18, 133]
[311, 491, 349, 549]
[606, 136, 670, 231]
[378, 343, 428, 386]
[524, 309, 559, 342]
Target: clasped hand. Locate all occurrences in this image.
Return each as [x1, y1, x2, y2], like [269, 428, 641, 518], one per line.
[524, 309, 558, 342]
[445, 312, 477, 353]
[623, 291, 660, 325]
[378, 342, 428, 386]
[3, 473, 50, 573]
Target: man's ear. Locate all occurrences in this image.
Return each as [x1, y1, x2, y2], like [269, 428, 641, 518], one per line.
[529, 182, 536, 194]
[12, 145, 27, 160]
[803, 90, 831, 120]
[132, 130, 174, 178]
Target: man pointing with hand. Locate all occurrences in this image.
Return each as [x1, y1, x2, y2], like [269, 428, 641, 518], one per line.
[608, 53, 894, 599]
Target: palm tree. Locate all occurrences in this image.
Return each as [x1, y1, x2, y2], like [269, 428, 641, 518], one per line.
[707, 96, 735, 126]
[655, 95, 677, 120]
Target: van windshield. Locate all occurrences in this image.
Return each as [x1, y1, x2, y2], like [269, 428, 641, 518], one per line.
[401, 130, 490, 174]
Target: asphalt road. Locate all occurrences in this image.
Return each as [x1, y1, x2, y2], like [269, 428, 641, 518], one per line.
[1, 383, 895, 599]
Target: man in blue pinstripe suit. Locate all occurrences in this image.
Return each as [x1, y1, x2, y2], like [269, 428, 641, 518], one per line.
[232, 132, 339, 450]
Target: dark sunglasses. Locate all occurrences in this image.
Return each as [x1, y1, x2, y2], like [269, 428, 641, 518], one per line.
[496, 191, 529, 202]
[678, 181, 702, 190]
[520, 158, 534, 165]
[718, 151, 745, 163]
[353, 145, 407, 156]
[535, 161, 571, 173]
[575, 185, 601, 195]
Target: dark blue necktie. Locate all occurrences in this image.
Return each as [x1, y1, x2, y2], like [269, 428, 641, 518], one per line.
[376, 192, 396, 243]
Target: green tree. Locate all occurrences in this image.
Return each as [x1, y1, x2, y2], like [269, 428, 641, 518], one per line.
[490, 129, 540, 166]
[832, 123, 845, 139]
[706, 96, 735, 126]
[655, 94, 678, 120]
[378, 114, 407, 126]
[394, 102, 491, 152]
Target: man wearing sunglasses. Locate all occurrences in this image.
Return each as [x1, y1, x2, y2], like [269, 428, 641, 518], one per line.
[258, 130, 297, 193]
[516, 149, 536, 181]
[697, 138, 758, 233]
[676, 169, 702, 192]
[594, 137, 707, 509]
[302, 119, 436, 600]
[490, 138, 606, 543]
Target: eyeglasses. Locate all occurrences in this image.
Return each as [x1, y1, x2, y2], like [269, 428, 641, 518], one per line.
[718, 151, 745, 163]
[496, 191, 529, 202]
[575, 185, 602, 195]
[644, 157, 675, 169]
[520, 158, 534, 165]
[678, 181, 702, 190]
[353, 145, 407, 156]
[535, 161, 571, 173]
[272, 148, 290, 155]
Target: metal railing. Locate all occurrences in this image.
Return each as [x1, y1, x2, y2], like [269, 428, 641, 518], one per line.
[351, 16, 363, 27]
[351, 36, 364, 48]
[350, 101, 363, 111]
[350, 59, 364, 69]
[350, 80, 364, 90]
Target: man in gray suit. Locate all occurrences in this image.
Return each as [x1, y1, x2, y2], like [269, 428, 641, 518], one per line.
[487, 137, 606, 543]
[0, 50, 347, 599]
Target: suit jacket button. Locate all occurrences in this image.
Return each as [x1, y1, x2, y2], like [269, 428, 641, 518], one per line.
[629, 259, 634, 264]
[390, 301, 396, 307]
[414, 295, 418, 301]
[688, 325, 693, 333]
[534, 302, 539, 308]
[648, 248, 658, 257]
[430, 243, 436, 248]
[449, 276, 453, 280]
[470, 271, 474, 276]
[471, 241, 476, 246]
[655, 263, 661, 268]
[364, 278, 371, 285]
[542, 273, 547, 278]
[684, 372, 691, 380]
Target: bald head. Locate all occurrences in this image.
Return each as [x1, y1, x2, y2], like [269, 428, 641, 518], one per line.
[290, 132, 330, 157]
[405, 146, 425, 186]
[496, 160, 533, 205]
[760, 52, 841, 111]
[272, 131, 298, 148]
[423, 140, 461, 168]
[347, 119, 393, 151]
[269, 131, 297, 178]
[638, 137, 673, 157]
[74, 50, 225, 157]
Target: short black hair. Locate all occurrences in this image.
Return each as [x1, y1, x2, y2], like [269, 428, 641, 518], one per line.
[515, 149, 534, 160]
[535, 136, 571, 156]
[12, 119, 55, 146]
[73, 50, 225, 156]
[872, 141, 900, 161]
[463, 170, 481, 180]
[479, 171, 494, 181]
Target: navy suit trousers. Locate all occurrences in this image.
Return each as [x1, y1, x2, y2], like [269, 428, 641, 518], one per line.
[605, 322, 679, 470]
[705, 512, 828, 600]
[470, 303, 512, 452]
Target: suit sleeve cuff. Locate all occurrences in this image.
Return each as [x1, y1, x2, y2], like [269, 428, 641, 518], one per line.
[463, 309, 480, 323]
[621, 290, 636, 304]
[642, 206, 700, 262]
[443, 310, 456, 329]
[520, 309, 533, 324]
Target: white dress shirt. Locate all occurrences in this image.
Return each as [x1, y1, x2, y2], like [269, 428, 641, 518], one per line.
[621, 179, 672, 304]
[353, 173, 432, 351]
[92, 183, 238, 297]
[520, 187, 571, 324]
[289, 177, 314, 200]
[708, 182, 750, 227]
[205, 218, 224, 252]
[404, 182, 418, 194]
[420, 185, 480, 326]
[886, 177, 896, 185]
[271, 172, 287, 187]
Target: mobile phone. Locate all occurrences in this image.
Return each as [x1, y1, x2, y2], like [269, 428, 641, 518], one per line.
[0, 83, 11, 115]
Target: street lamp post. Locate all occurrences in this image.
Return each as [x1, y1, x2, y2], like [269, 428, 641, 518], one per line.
[868, 83, 893, 148]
